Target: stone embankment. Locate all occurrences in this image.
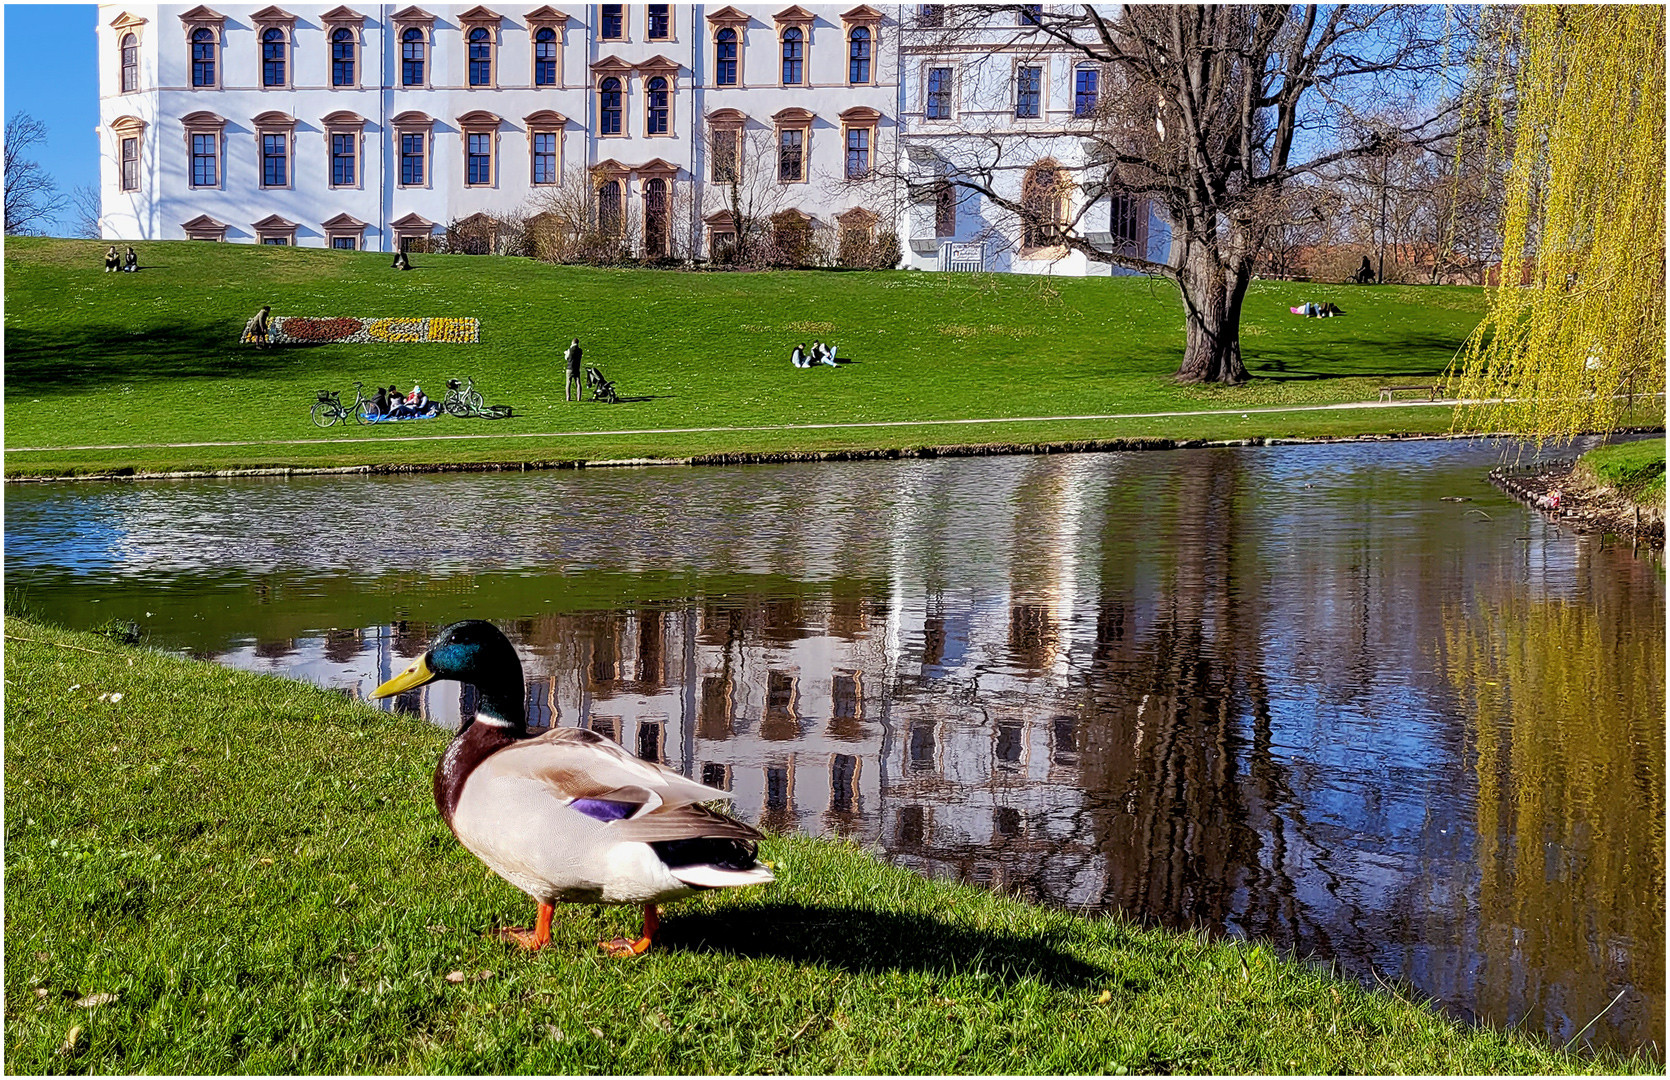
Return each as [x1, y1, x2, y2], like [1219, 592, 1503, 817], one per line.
[1491, 460, 1665, 548]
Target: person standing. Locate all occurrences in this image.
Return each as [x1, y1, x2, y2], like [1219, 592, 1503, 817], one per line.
[244, 304, 273, 347]
[565, 338, 584, 401]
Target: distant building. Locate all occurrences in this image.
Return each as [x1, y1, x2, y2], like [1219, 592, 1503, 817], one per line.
[97, 2, 1170, 274]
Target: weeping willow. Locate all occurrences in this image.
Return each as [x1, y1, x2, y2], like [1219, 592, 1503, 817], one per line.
[1451, 5, 1666, 441]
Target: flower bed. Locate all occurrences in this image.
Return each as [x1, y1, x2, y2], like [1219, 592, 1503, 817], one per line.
[242, 317, 479, 345]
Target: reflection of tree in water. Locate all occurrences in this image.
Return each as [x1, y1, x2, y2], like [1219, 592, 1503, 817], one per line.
[1438, 550, 1666, 1053]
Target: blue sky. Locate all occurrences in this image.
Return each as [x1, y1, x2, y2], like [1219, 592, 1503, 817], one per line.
[5, 4, 100, 235]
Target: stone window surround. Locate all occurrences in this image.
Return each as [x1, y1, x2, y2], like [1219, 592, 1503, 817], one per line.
[322, 211, 368, 250]
[392, 6, 435, 90]
[181, 110, 226, 189]
[252, 5, 296, 90]
[178, 6, 225, 91]
[840, 5, 883, 87]
[638, 56, 679, 139]
[391, 110, 434, 188]
[111, 11, 147, 95]
[773, 106, 813, 184]
[181, 212, 228, 241]
[705, 107, 746, 182]
[592, 160, 628, 237]
[1012, 56, 1046, 119]
[921, 61, 956, 121]
[390, 210, 438, 251]
[839, 105, 879, 181]
[592, 56, 633, 138]
[774, 6, 813, 89]
[458, 110, 502, 187]
[525, 7, 569, 87]
[598, 2, 628, 43]
[322, 110, 366, 190]
[459, 6, 503, 90]
[253, 212, 299, 245]
[645, 3, 676, 43]
[111, 115, 147, 193]
[524, 109, 568, 185]
[1019, 158, 1068, 255]
[253, 110, 297, 190]
[703, 208, 737, 257]
[706, 7, 749, 88]
[321, 6, 366, 90]
[836, 205, 878, 244]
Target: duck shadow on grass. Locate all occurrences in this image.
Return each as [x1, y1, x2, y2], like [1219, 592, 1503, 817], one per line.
[658, 902, 1122, 991]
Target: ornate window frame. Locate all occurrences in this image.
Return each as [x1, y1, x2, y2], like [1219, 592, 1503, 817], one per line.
[392, 110, 434, 188]
[706, 7, 749, 87]
[598, 2, 627, 42]
[645, 3, 674, 42]
[458, 110, 501, 187]
[253, 213, 299, 246]
[322, 110, 366, 190]
[773, 107, 813, 184]
[179, 7, 224, 90]
[321, 7, 366, 89]
[1013, 60, 1043, 120]
[840, 105, 879, 181]
[390, 210, 438, 252]
[524, 109, 567, 185]
[526, 7, 569, 87]
[322, 212, 368, 250]
[1019, 158, 1069, 255]
[459, 6, 502, 89]
[639, 55, 678, 139]
[181, 213, 227, 241]
[181, 110, 226, 190]
[704, 208, 737, 258]
[254, 110, 296, 190]
[111, 11, 147, 94]
[923, 63, 956, 121]
[706, 108, 746, 182]
[251, 6, 296, 89]
[391, 7, 434, 89]
[841, 6, 882, 87]
[111, 115, 147, 194]
[593, 56, 632, 138]
[775, 7, 814, 89]
[592, 159, 629, 237]
[639, 157, 678, 257]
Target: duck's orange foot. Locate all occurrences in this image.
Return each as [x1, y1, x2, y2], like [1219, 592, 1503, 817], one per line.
[496, 901, 554, 950]
[598, 935, 653, 958]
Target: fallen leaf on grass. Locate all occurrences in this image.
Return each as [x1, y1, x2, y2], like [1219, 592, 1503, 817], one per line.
[34, 988, 49, 999]
[589, 1026, 605, 1039]
[445, 971, 467, 984]
[75, 993, 117, 1008]
[1095, 990, 1112, 1004]
[59, 1026, 85, 1056]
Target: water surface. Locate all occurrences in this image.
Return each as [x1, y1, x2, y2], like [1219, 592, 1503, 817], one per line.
[6, 439, 1663, 1057]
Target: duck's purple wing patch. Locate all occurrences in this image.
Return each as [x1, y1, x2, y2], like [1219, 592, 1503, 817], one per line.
[569, 798, 637, 822]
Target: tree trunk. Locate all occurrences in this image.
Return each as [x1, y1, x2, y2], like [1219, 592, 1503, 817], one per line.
[1174, 244, 1252, 385]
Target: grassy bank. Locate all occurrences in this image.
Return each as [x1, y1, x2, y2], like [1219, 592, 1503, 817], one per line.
[4, 617, 1643, 1074]
[18, 236, 1661, 479]
[1576, 439, 1666, 508]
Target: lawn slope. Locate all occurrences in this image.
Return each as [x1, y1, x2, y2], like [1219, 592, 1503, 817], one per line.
[4, 618, 1644, 1074]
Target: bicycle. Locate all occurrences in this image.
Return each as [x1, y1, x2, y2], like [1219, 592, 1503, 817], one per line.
[310, 382, 377, 428]
[443, 377, 513, 419]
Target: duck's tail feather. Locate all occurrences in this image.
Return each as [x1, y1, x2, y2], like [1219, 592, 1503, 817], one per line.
[669, 863, 776, 889]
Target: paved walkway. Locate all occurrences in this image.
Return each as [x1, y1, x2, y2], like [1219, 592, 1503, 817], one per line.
[7, 397, 1466, 454]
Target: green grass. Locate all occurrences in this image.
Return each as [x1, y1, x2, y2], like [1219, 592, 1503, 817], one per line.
[4, 617, 1648, 1074]
[18, 236, 1659, 479]
[1577, 439, 1666, 507]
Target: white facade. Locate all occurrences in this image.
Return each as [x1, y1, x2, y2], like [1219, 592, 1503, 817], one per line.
[97, 2, 1167, 273]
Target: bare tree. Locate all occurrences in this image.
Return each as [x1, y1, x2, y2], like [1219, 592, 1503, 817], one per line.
[701, 120, 799, 267]
[5, 113, 67, 236]
[914, 6, 1465, 383]
[69, 183, 102, 240]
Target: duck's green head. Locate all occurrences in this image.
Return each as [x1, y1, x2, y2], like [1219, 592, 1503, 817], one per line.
[372, 620, 526, 730]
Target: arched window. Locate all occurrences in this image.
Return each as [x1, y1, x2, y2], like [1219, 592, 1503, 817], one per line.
[848, 27, 870, 84]
[332, 28, 355, 87]
[1021, 162, 1067, 248]
[468, 27, 491, 86]
[191, 28, 216, 87]
[597, 179, 623, 235]
[644, 178, 669, 256]
[715, 28, 737, 86]
[534, 27, 558, 85]
[781, 28, 803, 85]
[261, 28, 286, 87]
[646, 76, 669, 135]
[401, 28, 425, 86]
[120, 33, 139, 92]
[599, 77, 622, 135]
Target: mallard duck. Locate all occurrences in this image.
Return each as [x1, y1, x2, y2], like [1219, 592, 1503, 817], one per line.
[373, 620, 773, 956]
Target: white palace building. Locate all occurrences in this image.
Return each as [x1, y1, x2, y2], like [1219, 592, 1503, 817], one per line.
[96, 3, 1171, 274]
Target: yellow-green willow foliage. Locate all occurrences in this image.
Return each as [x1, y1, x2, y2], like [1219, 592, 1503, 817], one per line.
[1451, 6, 1665, 441]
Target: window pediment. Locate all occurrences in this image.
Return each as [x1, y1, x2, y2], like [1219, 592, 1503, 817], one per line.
[457, 110, 502, 130]
[109, 11, 148, 31]
[457, 5, 503, 25]
[772, 207, 813, 224]
[391, 211, 436, 228]
[322, 212, 367, 229]
[181, 110, 227, 132]
[389, 6, 435, 27]
[637, 157, 679, 178]
[320, 5, 366, 27]
[840, 106, 881, 124]
[525, 5, 570, 26]
[636, 54, 679, 75]
[252, 110, 297, 131]
[774, 5, 815, 28]
[524, 109, 568, 128]
[177, 5, 226, 28]
[391, 110, 436, 129]
[704, 209, 736, 227]
[252, 213, 298, 230]
[110, 114, 148, 135]
[181, 213, 227, 239]
[706, 108, 747, 127]
[840, 4, 883, 25]
[705, 5, 750, 27]
[250, 6, 296, 27]
[321, 110, 367, 128]
[590, 55, 633, 74]
[773, 107, 815, 125]
[836, 206, 878, 225]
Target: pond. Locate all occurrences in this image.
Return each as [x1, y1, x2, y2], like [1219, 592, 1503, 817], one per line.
[5, 439, 1664, 1058]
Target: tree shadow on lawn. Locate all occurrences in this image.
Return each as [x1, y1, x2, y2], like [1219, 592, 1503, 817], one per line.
[1244, 330, 1467, 382]
[6, 322, 320, 395]
[659, 901, 1132, 991]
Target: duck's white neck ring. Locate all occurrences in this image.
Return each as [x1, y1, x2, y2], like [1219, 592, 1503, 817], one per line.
[472, 715, 515, 729]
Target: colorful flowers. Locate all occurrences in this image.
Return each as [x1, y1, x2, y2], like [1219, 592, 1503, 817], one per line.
[249, 317, 480, 345]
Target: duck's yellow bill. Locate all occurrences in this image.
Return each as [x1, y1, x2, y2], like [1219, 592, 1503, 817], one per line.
[372, 654, 437, 698]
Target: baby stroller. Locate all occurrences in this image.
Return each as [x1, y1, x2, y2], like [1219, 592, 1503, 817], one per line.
[585, 365, 619, 404]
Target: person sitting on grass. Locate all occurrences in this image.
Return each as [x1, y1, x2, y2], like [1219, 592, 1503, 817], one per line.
[791, 343, 809, 368]
[820, 343, 839, 366]
[104, 246, 120, 272]
[407, 383, 434, 416]
[809, 341, 827, 365]
[123, 246, 138, 273]
[370, 386, 391, 418]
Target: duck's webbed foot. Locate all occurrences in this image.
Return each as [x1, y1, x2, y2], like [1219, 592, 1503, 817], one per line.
[598, 903, 659, 958]
[496, 901, 554, 950]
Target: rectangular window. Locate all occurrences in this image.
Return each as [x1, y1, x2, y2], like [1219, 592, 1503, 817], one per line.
[400, 132, 424, 185]
[1074, 67, 1099, 116]
[331, 235, 356, 250]
[467, 132, 492, 186]
[191, 133, 217, 186]
[778, 128, 803, 182]
[1016, 66, 1041, 118]
[712, 129, 739, 182]
[1019, 4, 1042, 26]
[332, 36, 355, 85]
[917, 4, 943, 28]
[845, 127, 870, 179]
[120, 137, 139, 191]
[261, 236, 288, 245]
[926, 67, 953, 119]
[715, 31, 737, 85]
[261, 133, 287, 187]
[600, 3, 623, 39]
[647, 4, 670, 39]
[1110, 191, 1141, 249]
[331, 133, 355, 186]
[935, 183, 956, 236]
[532, 131, 557, 184]
[192, 38, 215, 86]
